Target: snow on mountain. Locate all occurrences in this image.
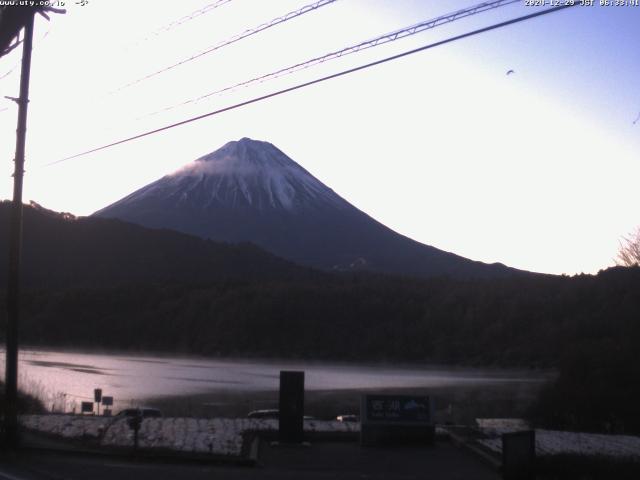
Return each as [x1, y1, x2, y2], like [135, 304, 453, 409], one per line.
[115, 138, 345, 212]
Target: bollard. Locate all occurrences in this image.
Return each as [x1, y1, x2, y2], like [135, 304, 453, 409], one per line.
[502, 430, 536, 480]
[279, 371, 304, 443]
[127, 409, 143, 451]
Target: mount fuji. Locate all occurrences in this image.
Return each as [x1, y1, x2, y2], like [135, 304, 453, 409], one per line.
[94, 138, 519, 278]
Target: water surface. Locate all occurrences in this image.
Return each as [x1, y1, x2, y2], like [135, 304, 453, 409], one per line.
[0, 349, 545, 413]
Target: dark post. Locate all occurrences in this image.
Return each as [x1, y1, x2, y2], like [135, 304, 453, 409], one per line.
[279, 370, 304, 443]
[94, 388, 102, 416]
[502, 430, 536, 480]
[127, 409, 143, 452]
[4, 11, 35, 448]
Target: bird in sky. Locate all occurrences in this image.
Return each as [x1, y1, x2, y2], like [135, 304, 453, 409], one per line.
[633, 111, 640, 125]
[506, 69, 515, 76]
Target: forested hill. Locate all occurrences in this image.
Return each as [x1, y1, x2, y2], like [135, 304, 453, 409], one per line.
[0, 201, 317, 288]
[8, 262, 639, 369]
[2, 200, 638, 367]
[2, 201, 638, 367]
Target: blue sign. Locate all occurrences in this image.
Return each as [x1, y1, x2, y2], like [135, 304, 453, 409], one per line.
[363, 395, 432, 424]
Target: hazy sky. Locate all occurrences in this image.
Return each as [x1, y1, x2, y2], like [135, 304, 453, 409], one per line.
[0, 0, 638, 275]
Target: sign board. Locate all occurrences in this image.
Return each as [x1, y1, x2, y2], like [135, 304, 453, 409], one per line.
[81, 401, 94, 414]
[101, 396, 113, 406]
[94, 388, 102, 403]
[360, 394, 435, 446]
[363, 395, 432, 424]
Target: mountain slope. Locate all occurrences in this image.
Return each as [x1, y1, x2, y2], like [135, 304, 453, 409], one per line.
[95, 138, 522, 279]
[0, 201, 314, 289]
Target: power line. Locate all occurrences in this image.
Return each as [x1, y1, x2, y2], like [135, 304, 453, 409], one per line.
[145, 0, 520, 118]
[136, 0, 235, 45]
[0, 27, 51, 83]
[47, 5, 577, 167]
[151, 0, 234, 36]
[0, 66, 17, 80]
[114, 0, 337, 93]
[1, 37, 23, 57]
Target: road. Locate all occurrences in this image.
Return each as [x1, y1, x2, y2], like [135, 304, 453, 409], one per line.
[0, 441, 499, 480]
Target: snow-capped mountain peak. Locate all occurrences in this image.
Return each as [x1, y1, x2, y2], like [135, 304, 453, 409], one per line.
[95, 138, 520, 279]
[137, 138, 342, 211]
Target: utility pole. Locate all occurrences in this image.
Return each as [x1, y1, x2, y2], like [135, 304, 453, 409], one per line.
[4, 10, 35, 448]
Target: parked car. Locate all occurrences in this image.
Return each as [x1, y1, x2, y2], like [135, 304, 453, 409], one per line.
[247, 409, 315, 420]
[336, 414, 359, 423]
[247, 409, 279, 419]
[115, 407, 162, 418]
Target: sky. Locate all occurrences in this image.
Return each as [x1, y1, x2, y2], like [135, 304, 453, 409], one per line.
[0, 0, 639, 275]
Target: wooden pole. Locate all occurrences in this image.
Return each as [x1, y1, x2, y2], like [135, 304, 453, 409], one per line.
[4, 11, 35, 448]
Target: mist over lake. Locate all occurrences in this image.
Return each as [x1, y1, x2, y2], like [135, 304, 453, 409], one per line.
[1, 349, 546, 414]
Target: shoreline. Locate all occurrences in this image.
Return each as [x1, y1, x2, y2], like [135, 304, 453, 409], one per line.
[145, 381, 546, 424]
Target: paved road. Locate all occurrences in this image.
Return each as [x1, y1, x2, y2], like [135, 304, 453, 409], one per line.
[0, 441, 500, 480]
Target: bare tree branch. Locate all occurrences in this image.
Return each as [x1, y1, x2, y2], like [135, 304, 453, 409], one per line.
[616, 227, 640, 267]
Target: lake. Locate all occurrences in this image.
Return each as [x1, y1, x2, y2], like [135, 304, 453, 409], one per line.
[0, 349, 548, 417]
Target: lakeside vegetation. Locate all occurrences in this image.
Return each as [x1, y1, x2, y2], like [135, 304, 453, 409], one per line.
[0, 380, 45, 415]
